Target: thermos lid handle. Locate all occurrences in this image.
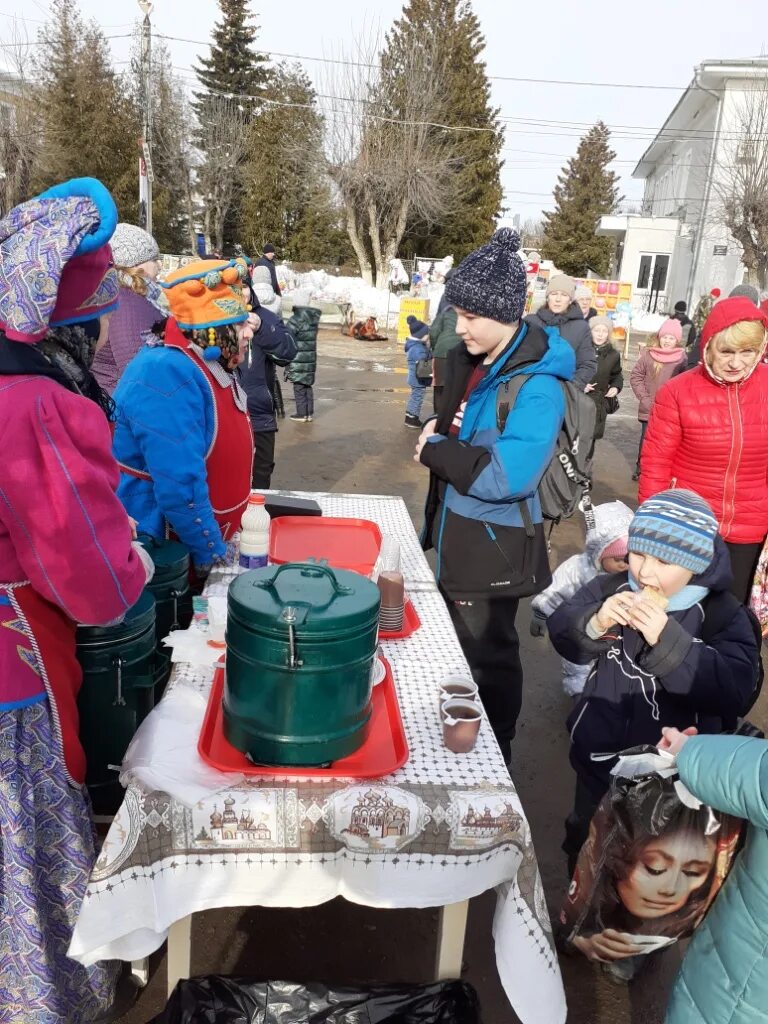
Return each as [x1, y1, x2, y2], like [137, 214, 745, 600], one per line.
[254, 561, 354, 599]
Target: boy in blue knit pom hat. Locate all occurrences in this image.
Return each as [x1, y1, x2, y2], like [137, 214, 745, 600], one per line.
[548, 488, 761, 878]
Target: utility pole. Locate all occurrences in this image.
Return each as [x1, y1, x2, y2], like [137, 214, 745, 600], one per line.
[138, 0, 154, 235]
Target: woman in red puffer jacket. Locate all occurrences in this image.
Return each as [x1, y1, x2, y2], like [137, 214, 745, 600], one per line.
[639, 297, 768, 602]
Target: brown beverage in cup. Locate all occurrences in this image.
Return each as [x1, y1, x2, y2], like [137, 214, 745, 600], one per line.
[438, 675, 478, 704]
[442, 698, 482, 753]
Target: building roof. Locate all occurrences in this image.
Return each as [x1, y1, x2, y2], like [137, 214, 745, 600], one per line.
[632, 58, 768, 179]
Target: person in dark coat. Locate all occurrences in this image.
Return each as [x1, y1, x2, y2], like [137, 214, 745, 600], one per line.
[286, 305, 320, 422]
[526, 274, 596, 388]
[238, 299, 297, 488]
[429, 303, 461, 416]
[547, 489, 759, 873]
[585, 315, 623, 456]
[671, 299, 697, 359]
[254, 243, 281, 296]
[575, 284, 598, 321]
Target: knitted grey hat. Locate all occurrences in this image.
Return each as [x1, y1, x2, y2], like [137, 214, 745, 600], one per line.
[546, 273, 576, 299]
[111, 222, 160, 269]
[575, 284, 593, 301]
[729, 283, 759, 305]
[443, 228, 527, 324]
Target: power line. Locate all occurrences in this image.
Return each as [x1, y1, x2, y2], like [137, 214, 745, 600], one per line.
[155, 31, 732, 93]
[166, 66, 768, 144]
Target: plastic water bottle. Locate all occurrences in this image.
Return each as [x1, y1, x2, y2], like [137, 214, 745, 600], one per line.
[239, 493, 270, 569]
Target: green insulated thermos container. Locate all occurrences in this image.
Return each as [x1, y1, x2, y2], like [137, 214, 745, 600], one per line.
[76, 590, 160, 814]
[139, 535, 192, 694]
[225, 562, 381, 766]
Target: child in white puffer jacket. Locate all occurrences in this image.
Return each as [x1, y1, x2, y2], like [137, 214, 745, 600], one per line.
[530, 501, 633, 696]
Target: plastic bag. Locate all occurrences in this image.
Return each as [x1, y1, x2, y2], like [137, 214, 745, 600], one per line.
[120, 686, 244, 806]
[149, 977, 482, 1024]
[560, 746, 741, 960]
[749, 537, 768, 636]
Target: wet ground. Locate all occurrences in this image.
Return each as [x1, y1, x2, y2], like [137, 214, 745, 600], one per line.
[120, 330, 766, 1024]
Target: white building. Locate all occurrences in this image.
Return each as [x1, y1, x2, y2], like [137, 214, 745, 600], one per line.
[598, 59, 768, 314]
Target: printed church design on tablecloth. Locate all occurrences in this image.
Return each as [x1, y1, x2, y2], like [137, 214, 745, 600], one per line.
[343, 790, 411, 839]
[460, 802, 521, 838]
[204, 797, 272, 842]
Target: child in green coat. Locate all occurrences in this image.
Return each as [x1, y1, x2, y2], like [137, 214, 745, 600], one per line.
[661, 728, 768, 1024]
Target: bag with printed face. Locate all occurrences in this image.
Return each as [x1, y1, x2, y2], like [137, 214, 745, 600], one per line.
[560, 746, 741, 960]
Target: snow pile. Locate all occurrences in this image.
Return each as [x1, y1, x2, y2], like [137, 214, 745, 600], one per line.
[279, 266, 400, 324]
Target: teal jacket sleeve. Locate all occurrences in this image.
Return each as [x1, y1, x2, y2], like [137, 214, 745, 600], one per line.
[677, 734, 768, 829]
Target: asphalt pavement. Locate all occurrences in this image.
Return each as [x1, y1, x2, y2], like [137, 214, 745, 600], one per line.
[119, 330, 766, 1024]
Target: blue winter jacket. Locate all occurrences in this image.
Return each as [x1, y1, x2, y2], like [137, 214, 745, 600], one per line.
[666, 734, 768, 1024]
[238, 308, 297, 432]
[405, 335, 431, 387]
[113, 339, 245, 567]
[420, 321, 574, 600]
[548, 539, 759, 798]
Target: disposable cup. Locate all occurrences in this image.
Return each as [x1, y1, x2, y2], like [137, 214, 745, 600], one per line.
[441, 698, 482, 753]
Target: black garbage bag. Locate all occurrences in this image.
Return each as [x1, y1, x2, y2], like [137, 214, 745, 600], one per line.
[149, 977, 481, 1024]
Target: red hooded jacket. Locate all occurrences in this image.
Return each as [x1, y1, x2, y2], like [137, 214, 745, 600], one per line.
[639, 318, 768, 544]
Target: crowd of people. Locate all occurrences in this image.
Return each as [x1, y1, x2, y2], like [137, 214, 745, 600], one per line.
[409, 228, 768, 1017]
[0, 175, 767, 1022]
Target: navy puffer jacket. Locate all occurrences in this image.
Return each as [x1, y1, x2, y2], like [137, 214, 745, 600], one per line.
[239, 307, 297, 432]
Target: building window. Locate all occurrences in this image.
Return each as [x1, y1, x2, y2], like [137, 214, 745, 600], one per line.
[637, 255, 652, 290]
[637, 254, 670, 297]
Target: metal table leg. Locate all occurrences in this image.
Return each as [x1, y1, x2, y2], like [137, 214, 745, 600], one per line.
[166, 914, 193, 998]
[435, 900, 469, 980]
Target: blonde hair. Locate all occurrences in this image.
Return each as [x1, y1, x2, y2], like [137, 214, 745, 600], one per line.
[116, 264, 149, 297]
[709, 319, 766, 353]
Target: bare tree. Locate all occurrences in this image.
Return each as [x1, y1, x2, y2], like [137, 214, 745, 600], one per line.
[195, 96, 250, 253]
[713, 77, 768, 289]
[0, 24, 40, 215]
[520, 217, 545, 250]
[155, 75, 200, 253]
[319, 29, 457, 286]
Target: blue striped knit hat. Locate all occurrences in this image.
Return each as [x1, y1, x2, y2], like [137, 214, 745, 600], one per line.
[629, 490, 718, 574]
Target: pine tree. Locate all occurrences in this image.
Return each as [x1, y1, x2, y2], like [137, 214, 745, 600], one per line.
[290, 184, 355, 267]
[240, 64, 317, 256]
[541, 121, 621, 276]
[33, 0, 141, 220]
[387, 0, 504, 261]
[193, 0, 270, 116]
[193, 0, 271, 252]
[239, 64, 352, 264]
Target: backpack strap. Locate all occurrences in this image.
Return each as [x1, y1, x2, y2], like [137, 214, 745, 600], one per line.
[495, 374, 531, 433]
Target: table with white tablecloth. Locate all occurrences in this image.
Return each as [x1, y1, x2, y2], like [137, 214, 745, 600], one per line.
[69, 491, 566, 1024]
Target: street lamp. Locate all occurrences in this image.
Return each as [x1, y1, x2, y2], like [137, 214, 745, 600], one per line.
[137, 0, 153, 233]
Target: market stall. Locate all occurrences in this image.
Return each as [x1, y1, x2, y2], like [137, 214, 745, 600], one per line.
[68, 491, 566, 1024]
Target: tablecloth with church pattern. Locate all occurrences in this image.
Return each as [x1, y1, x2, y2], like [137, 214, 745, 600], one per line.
[70, 492, 566, 1024]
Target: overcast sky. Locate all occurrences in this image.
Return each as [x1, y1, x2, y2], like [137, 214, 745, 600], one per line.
[3, 0, 766, 228]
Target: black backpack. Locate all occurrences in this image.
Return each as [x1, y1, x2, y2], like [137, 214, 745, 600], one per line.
[496, 375, 596, 528]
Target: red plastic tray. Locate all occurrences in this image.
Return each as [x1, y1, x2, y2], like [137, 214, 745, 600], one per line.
[268, 516, 383, 576]
[379, 597, 421, 640]
[198, 657, 408, 778]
